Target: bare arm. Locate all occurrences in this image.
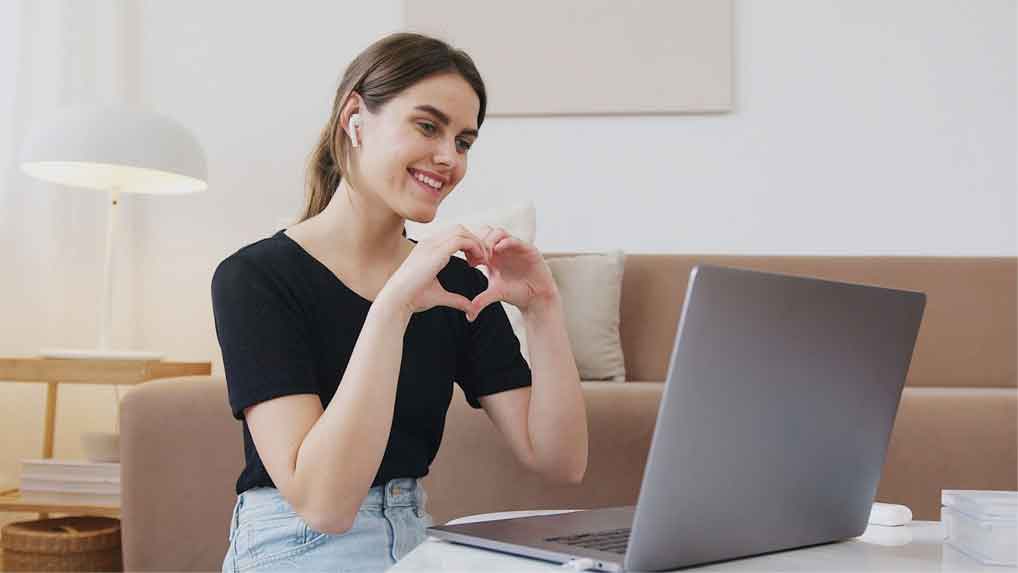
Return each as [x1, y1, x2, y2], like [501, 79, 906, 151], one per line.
[521, 293, 587, 483]
[244, 299, 410, 534]
[478, 292, 587, 485]
[465, 228, 587, 484]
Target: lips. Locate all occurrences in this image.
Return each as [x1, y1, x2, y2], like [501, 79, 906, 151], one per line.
[407, 168, 444, 199]
[408, 168, 449, 186]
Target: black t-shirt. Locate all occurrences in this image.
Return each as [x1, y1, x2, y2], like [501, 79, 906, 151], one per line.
[211, 230, 532, 496]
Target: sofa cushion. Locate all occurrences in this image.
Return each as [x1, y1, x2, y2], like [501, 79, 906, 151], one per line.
[547, 252, 626, 381]
[877, 387, 1018, 520]
[423, 382, 663, 524]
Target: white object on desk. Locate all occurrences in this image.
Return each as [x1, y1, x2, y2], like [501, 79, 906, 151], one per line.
[857, 523, 914, 546]
[942, 490, 1018, 566]
[868, 502, 913, 526]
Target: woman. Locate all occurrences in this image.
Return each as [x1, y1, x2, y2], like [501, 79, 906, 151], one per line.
[212, 32, 587, 572]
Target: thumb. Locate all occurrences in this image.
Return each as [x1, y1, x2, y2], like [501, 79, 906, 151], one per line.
[467, 288, 501, 323]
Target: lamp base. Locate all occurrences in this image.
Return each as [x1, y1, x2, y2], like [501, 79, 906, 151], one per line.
[39, 348, 165, 361]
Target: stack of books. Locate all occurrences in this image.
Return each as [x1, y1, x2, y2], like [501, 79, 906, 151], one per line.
[19, 459, 120, 507]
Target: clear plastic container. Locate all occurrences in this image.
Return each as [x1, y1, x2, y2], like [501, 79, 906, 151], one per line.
[941, 490, 1017, 566]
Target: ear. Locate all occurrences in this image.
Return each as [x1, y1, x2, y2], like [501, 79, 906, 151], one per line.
[339, 91, 364, 138]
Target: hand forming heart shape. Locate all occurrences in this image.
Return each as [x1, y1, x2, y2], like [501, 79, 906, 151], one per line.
[463, 225, 558, 323]
[379, 224, 557, 323]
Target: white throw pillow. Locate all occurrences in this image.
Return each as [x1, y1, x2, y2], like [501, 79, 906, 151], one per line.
[406, 202, 536, 365]
[546, 252, 626, 381]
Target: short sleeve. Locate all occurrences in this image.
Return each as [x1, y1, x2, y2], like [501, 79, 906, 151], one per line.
[211, 255, 319, 420]
[455, 268, 533, 409]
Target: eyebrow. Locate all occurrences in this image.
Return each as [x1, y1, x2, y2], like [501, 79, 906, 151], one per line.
[414, 105, 479, 137]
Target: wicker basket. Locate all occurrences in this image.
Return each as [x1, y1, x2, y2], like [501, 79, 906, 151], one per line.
[1, 516, 122, 572]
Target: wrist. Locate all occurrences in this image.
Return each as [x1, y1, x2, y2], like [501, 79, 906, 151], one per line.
[370, 292, 413, 325]
[521, 289, 563, 321]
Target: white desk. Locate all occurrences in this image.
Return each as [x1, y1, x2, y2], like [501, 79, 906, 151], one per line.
[392, 517, 1008, 572]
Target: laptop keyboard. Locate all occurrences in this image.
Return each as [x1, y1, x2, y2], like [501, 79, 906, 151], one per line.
[546, 527, 631, 554]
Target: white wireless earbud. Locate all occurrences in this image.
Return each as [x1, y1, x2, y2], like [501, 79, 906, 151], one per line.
[348, 113, 362, 148]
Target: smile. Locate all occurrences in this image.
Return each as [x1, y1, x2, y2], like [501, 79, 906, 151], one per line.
[407, 168, 444, 197]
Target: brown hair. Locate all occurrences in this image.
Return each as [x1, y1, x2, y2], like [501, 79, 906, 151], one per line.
[300, 32, 487, 223]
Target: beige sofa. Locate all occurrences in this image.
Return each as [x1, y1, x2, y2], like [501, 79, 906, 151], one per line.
[120, 255, 1017, 572]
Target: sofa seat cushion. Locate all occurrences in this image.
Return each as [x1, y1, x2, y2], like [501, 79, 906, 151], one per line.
[878, 387, 1017, 520]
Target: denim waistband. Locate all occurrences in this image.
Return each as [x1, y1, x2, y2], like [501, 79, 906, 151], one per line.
[360, 477, 426, 510]
[241, 477, 425, 513]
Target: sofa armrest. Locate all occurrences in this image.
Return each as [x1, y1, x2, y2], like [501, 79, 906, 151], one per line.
[120, 376, 243, 573]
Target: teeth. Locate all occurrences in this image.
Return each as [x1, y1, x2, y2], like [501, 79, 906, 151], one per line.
[412, 170, 443, 190]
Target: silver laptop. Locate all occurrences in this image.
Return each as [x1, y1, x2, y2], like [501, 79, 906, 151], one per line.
[427, 265, 926, 572]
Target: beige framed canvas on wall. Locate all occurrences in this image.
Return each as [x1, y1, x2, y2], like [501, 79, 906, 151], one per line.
[403, 0, 733, 116]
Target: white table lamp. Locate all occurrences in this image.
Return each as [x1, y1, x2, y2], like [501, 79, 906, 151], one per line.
[20, 104, 208, 360]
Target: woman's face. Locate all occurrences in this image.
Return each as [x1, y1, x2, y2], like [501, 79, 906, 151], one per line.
[348, 72, 480, 224]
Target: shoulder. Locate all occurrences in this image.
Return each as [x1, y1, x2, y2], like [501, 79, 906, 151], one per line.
[212, 231, 298, 294]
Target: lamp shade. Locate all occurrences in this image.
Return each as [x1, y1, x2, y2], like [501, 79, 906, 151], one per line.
[20, 104, 208, 194]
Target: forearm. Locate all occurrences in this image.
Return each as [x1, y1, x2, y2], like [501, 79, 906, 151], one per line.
[292, 299, 411, 531]
[523, 294, 588, 483]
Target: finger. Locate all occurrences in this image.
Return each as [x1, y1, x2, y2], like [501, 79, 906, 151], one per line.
[477, 224, 495, 241]
[456, 223, 487, 243]
[438, 223, 478, 241]
[477, 225, 496, 261]
[456, 226, 488, 263]
[484, 227, 512, 251]
[483, 227, 513, 265]
[444, 232, 487, 266]
[467, 288, 501, 323]
[440, 224, 484, 251]
[493, 235, 524, 252]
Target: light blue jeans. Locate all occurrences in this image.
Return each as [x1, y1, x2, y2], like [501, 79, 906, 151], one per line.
[222, 477, 433, 573]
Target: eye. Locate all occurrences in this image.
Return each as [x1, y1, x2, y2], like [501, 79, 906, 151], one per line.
[418, 120, 472, 153]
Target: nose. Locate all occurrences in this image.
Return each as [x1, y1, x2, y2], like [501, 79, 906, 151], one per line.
[433, 137, 460, 170]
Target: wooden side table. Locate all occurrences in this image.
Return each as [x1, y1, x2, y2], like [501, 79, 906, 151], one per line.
[0, 357, 211, 518]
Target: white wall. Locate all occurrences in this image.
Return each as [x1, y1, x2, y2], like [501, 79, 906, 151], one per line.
[131, 0, 1015, 364]
[0, 0, 1014, 496]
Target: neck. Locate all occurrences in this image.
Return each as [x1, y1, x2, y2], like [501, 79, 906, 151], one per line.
[312, 178, 408, 263]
